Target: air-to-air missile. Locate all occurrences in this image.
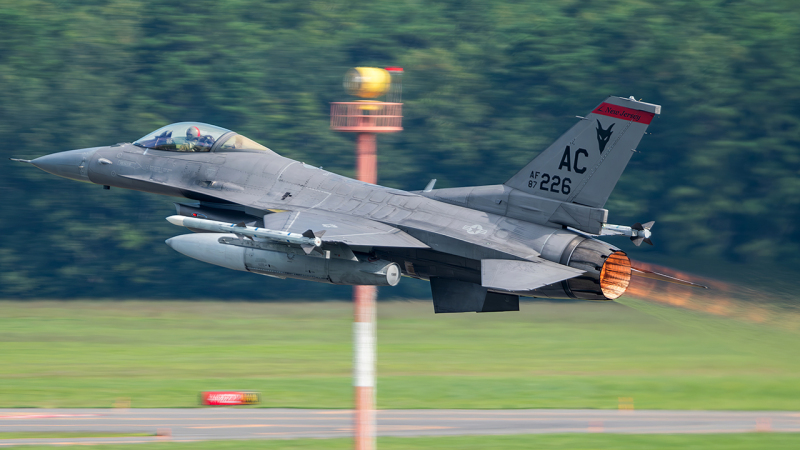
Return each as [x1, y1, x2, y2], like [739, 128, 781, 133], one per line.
[166, 215, 323, 251]
[601, 221, 655, 246]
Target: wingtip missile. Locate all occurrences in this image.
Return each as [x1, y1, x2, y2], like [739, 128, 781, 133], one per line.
[604, 221, 654, 246]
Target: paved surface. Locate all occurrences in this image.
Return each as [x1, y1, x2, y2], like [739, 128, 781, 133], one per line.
[1, 408, 799, 446]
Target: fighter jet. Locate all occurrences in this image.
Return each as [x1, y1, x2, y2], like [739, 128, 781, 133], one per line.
[13, 96, 703, 313]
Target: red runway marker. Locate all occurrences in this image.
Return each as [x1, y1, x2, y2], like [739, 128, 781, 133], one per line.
[0, 414, 99, 420]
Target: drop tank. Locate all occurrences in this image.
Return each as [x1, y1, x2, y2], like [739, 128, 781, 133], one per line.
[166, 232, 401, 286]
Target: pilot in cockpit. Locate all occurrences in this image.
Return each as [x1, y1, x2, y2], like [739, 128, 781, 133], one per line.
[178, 126, 215, 152]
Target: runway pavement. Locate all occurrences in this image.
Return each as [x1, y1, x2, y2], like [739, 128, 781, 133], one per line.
[1, 408, 799, 446]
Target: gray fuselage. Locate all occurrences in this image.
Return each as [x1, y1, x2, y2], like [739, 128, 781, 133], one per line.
[73, 142, 599, 294]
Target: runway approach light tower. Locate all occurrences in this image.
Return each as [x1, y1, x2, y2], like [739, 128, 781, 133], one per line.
[331, 67, 403, 450]
[332, 67, 403, 183]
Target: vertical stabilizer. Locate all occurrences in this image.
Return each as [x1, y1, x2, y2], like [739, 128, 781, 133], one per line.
[505, 96, 660, 208]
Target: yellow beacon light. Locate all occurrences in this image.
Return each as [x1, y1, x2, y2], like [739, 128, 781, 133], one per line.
[344, 67, 391, 98]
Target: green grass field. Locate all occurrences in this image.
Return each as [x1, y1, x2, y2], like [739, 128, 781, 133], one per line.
[12, 434, 800, 450]
[0, 299, 799, 410]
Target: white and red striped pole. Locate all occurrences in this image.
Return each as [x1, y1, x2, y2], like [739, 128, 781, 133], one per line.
[353, 285, 376, 450]
[354, 132, 377, 450]
[331, 67, 403, 450]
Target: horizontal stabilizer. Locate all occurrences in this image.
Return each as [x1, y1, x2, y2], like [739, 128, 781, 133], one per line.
[631, 265, 708, 289]
[481, 259, 583, 292]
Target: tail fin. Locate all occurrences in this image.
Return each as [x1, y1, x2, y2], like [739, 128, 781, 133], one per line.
[505, 96, 660, 208]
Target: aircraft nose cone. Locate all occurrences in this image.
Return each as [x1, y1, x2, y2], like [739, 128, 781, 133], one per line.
[31, 148, 98, 182]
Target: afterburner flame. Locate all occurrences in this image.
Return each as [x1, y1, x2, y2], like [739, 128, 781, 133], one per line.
[624, 261, 782, 325]
[600, 251, 631, 299]
[626, 261, 733, 313]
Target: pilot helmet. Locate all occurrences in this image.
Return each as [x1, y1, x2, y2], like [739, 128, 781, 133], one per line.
[186, 126, 201, 141]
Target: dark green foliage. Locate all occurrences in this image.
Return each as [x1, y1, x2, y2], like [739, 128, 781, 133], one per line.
[1, 0, 798, 298]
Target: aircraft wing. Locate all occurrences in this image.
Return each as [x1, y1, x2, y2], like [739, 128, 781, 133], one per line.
[481, 259, 584, 291]
[262, 210, 429, 249]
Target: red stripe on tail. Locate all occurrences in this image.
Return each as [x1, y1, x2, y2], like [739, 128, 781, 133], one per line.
[592, 103, 655, 124]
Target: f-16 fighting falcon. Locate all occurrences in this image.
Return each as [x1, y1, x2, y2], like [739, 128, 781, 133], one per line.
[13, 96, 703, 313]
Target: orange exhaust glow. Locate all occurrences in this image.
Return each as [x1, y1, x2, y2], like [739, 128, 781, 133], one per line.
[600, 251, 631, 299]
[624, 260, 794, 327]
[628, 260, 724, 310]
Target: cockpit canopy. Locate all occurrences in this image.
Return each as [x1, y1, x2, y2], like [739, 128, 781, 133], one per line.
[134, 122, 272, 153]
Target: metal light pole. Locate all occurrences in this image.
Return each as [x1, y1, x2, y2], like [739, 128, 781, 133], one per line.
[331, 67, 403, 450]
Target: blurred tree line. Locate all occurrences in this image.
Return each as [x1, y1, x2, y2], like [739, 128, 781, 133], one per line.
[1, 0, 798, 299]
